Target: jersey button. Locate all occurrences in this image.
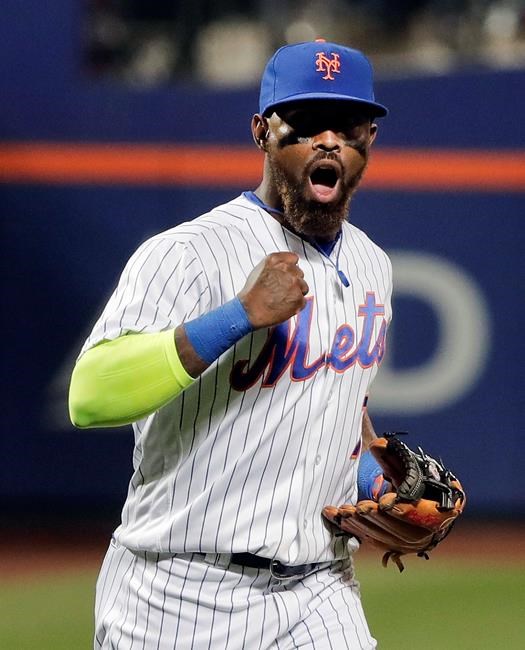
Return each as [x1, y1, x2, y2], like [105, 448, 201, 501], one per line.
[315, 454, 321, 465]
[303, 519, 308, 529]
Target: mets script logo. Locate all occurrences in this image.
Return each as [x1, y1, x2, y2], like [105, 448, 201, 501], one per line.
[315, 51, 341, 80]
[230, 293, 387, 391]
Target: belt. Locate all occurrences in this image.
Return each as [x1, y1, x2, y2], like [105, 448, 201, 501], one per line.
[230, 552, 321, 580]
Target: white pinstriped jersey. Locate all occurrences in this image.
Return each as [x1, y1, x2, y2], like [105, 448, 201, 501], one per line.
[82, 194, 392, 565]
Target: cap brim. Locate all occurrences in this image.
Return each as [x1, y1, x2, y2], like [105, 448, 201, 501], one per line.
[263, 92, 388, 118]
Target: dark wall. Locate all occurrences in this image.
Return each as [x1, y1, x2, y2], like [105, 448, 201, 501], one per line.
[2, 2, 524, 518]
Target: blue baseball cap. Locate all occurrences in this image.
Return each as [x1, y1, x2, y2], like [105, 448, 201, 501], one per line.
[259, 40, 388, 118]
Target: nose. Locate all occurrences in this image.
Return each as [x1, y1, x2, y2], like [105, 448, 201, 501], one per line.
[312, 129, 342, 152]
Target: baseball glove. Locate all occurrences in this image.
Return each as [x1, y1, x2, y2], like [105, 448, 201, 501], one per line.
[322, 433, 466, 571]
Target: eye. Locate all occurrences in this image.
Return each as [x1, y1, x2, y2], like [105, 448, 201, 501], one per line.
[285, 110, 315, 133]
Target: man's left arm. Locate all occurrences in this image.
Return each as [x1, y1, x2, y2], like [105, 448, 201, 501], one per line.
[361, 408, 377, 450]
[358, 408, 389, 501]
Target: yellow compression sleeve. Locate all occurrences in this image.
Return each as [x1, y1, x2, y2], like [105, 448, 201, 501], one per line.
[69, 330, 194, 428]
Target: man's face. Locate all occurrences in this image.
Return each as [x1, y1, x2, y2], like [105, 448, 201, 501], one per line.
[262, 100, 377, 240]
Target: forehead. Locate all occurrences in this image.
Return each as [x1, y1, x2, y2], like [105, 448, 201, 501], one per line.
[273, 99, 373, 123]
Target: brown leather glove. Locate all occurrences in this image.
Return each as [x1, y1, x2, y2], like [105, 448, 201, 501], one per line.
[322, 433, 466, 571]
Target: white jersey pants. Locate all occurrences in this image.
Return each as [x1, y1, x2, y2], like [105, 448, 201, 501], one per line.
[94, 538, 376, 649]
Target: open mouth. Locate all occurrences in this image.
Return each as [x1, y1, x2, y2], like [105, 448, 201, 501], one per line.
[308, 160, 342, 202]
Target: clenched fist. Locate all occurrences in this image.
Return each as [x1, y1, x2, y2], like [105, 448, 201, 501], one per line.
[238, 252, 309, 329]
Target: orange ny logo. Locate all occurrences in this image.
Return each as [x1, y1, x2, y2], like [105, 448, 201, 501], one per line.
[315, 52, 341, 80]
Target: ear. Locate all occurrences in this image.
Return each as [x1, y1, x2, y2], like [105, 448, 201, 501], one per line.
[369, 123, 378, 147]
[251, 114, 270, 151]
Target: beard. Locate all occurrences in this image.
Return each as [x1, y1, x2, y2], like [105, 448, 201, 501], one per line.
[268, 153, 366, 240]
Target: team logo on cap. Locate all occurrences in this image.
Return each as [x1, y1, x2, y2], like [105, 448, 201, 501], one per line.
[315, 51, 341, 80]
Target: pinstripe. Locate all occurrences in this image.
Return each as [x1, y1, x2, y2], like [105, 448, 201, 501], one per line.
[95, 548, 121, 646]
[326, 595, 353, 647]
[272, 590, 291, 637]
[352, 233, 380, 303]
[200, 235, 225, 304]
[225, 226, 255, 270]
[189, 562, 211, 650]
[254, 577, 268, 650]
[184, 286, 209, 320]
[224, 566, 246, 648]
[140, 553, 160, 650]
[218, 367, 249, 476]
[212, 229, 240, 296]
[231, 381, 278, 543]
[182, 268, 205, 299]
[254, 381, 300, 555]
[194, 364, 246, 549]
[274, 384, 315, 561]
[133, 241, 178, 325]
[345, 579, 376, 648]
[246, 218, 274, 255]
[209, 394, 250, 549]
[197, 370, 241, 550]
[313, 607, 334, 650]
[283, 582, 305, 621]
[322, 374, 359, 505]
[245, 382, 289, 546]
[205, 559, 231, 650]
[298, 237, 325, 343]
[95, 541, 124, 619]
[155, 556, 175, 650]
[270, 587, 285, 641]
[157, 255, 185, 303]
[239, 568, 257, 650]
[366, 238, 390, 297]
[294, 236, 337, 559]
[325, 578, 359, 644]
[103, 239, 156, 338]
[219, 201, 257, 216]
[96, 545, 135, 642]
[130, 553, 148, 646]
[181, 378, 209, 511]
[115, 552, 138, 649]
[211, 207, 253, 221]
[180, 377, 203, 507]
[172, 553, 194, 646]
[260, 216, 283, 251]
[118, 242, 167, 330]
[288, 627, 301, 649]
[192, 362, 220, 496]
[340, 582, 366, 647]
[186, 240, 213, 308]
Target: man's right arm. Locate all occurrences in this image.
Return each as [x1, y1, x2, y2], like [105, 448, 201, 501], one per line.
[69, 252, 308, 428]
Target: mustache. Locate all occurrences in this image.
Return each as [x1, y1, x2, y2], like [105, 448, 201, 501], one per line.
[303, 151, 366, 195]
[304, 151, 344, 177]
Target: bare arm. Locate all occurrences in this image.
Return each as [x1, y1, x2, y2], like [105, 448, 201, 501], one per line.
[361, 409, 378, 451]
[175, 251, 309, 378]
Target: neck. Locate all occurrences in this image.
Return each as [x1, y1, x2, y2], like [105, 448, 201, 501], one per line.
[247, 187, 340, 245]
[253, 180, 282, 213]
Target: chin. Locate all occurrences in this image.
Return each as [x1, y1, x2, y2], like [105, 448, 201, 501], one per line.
[290, 198, 350, 239]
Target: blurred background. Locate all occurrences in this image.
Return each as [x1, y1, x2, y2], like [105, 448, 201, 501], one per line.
[1, 1, 524, 648]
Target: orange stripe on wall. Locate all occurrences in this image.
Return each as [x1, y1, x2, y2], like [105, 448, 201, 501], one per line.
[1, 142, 524, 191]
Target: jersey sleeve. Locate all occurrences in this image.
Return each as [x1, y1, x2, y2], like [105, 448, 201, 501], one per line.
[80, 235, 211, 355]
[384, 251, 394, 325]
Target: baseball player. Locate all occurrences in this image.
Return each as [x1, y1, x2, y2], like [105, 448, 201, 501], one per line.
[70, 40, 391, 649]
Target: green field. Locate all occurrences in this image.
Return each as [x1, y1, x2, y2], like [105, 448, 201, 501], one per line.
[1, 559, 523, 649]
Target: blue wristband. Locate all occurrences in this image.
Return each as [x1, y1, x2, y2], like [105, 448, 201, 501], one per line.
[183, 296, 253, 365]
[357, 450, 389, 501]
